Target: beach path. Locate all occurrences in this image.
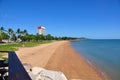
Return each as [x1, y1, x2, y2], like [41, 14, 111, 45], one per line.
[16, 41, 105, 80]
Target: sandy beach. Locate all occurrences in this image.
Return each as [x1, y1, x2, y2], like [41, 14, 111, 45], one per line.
[16, 41, 107, 80]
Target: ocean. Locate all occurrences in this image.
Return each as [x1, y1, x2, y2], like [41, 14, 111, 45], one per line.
[70, 39, 120, 80]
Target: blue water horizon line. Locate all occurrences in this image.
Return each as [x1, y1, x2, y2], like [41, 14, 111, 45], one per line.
[85, 38, 120, 40]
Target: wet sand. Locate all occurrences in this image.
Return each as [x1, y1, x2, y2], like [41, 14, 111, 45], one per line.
[16, 41, 108, 80]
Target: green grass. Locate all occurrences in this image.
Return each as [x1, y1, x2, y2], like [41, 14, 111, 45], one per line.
[0, 53, 8, 61]
[0, 40, 52, 51]
[0, 40, 52, 60]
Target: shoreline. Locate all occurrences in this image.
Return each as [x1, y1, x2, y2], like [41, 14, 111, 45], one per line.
[70, 41, 111, 80]
[16, 41, 109, 80]
[77, 51, 111, 80]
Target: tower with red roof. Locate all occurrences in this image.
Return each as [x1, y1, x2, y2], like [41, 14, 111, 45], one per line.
[38, 26, 46, 35]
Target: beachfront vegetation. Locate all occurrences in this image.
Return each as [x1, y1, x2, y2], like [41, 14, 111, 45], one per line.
[0, 26, 77, 42]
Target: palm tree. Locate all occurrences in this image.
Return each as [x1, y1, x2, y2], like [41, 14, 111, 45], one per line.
[12, 33, 17, 41]
[8, 28, 14, 42]
[0, 27, 4, 31]
[23, 29, 28, 36]
[16, 28, 20, 34]
[16, 28, 21, 38]
[0, 27, 4, 41]
[0, 26, 8, 33]
[8, 28, 14, 35]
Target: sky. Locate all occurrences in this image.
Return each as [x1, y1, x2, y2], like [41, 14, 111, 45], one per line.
[0, 0, 120, 39]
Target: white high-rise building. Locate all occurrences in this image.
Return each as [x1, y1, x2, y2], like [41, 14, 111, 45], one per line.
[38, 26, 46, 35]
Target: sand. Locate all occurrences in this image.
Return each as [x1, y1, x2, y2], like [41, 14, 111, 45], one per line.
[16, 41, 108, 80]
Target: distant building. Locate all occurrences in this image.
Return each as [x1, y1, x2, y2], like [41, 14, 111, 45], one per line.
[38, 26, 46, 35]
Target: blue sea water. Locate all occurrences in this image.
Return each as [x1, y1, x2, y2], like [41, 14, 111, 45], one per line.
[70, 39, 120, 80]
